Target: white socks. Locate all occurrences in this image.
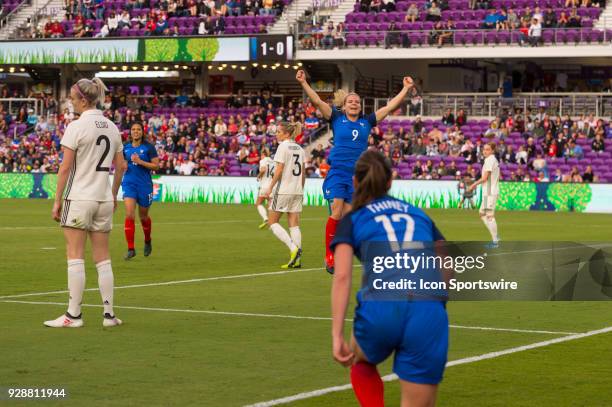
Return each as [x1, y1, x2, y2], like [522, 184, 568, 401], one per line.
[289, 226, 302, 249]
[257, 204, 268, 221]
[481, 216, 499, 242]
[270, 223, 297, 251]
[67, 259, 85, 317]
[96, 260, 115, 316]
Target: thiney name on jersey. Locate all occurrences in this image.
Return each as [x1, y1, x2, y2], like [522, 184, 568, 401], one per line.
[366, 199, 410, 214]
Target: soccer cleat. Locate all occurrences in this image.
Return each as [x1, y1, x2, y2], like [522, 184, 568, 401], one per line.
[290, 249, 302, 268]
[144, 241, 152, 257]
[485, 241, 500, 249]
[325, 253, 335, 275]
[281, 247, 300, 269]
[124, 249, 136, 260]
[44, 312, 83, 328]
[258, 221, 269, 230]
[103, 313, 122, 327]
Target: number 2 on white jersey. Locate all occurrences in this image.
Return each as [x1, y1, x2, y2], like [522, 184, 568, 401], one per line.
[352, 129, 359, 141]
[374, 214, 415, 252]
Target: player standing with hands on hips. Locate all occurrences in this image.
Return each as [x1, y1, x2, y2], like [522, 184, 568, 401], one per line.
[46, 77, 125, 328]
[296, 69, 415, 274]
[467, 142, 501, 246]
[122, 122, 160, 260]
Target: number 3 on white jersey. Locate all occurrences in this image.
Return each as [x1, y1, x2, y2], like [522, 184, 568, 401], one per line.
[374, 214, 415, 252]
[352, 129, 359, 141]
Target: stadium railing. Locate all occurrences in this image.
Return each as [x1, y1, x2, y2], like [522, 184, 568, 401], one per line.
[0, 0, 29, 32]
[0, 97, 45, 116]
[362, 93, 612, 117]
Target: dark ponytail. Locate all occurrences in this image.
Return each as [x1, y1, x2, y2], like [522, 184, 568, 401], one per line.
[351, 150, 393, 211]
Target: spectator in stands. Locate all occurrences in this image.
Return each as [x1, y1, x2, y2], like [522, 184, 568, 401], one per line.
[333, 22, 346, 48]
[49, 19, 65, 38]
[592, 134, 605, 152]
[567, 8, 581, 27]
[370, 0, 383, 12]
[557, 11, 569, 27]
[107, 12, 119, 35]
[426, 2, 441, 21]
[442, 108, 455, 126]
[383, 0, 396, 12]
[482, 9, 500, 29]
[496, 9, 508, 30]
[385, 22, 401, 48]
[118, 10, 131, 30]
[322, 21, 334, 49]
[543, 7, 557, 28]
[437, 19, 454, 47]
[582, 165, 594, 183]
[304, 112, 320, 130]
[259, 0, 275, 15]
[473, 0, 489, 9]
[520, 7, 532, 25]
[359, 0, 370, 12]
[507, 8, 519, 29]
[405, 3, 419, 23]
[528, 18, 542, 47]
[565, 0, 578, 7]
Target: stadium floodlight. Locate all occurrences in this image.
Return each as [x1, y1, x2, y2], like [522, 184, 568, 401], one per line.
[111, 66, 118, 70]
[297, 62, 303, 67]
[271, 66, 277, 70]
[292, 65, 299, 70]
[0, 68, 4, 72]
[19, 68, 25, 72]
[131, 66, 138, 70]
[240, 66, 247, 71]
[101, 65, 107, 70]
[208, 65, 213, 70]
[222, 63, 228, 68]
[143, 65, 149, 71]
[121, 66, 128, 71]
[9, 67, 15, 72]
[174, 64, 179, 69]
[231, 65, 237, 69]
[153, 66, 159, 70]
[252, 63, 258, 67]
[163, 66, 169, 71]
[283, 64, 289, 68]
[262, 64, 268, 69]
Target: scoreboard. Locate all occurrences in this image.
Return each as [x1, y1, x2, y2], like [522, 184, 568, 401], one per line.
[249, 35, 293, 62]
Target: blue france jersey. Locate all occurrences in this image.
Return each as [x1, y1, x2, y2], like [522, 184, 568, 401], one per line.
[328, 107, 377, 172]
[331, 195, 444, 259]
[122, 142, 157, 186]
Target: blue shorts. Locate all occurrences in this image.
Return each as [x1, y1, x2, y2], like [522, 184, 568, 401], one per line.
[353, 294, 449, 384]
[322, 168, 354, 203]
[122, 182, 153, 208]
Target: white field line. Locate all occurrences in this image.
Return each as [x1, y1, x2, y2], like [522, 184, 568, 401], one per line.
[0, 300, 578, 336]
[0, 218, 327, 231]
[244, 325, 612, 407]
[0, 267, 329, 300]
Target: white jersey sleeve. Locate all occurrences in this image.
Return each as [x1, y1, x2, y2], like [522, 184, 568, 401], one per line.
[61, 109, 123, 202]
[259, 157, 274, 182]
[272, 140, 304, 196]
[482, 155, 500, 196]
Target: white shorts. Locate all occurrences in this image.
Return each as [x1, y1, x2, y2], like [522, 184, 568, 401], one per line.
[269, 194, 303, 213]
[480, 195, 498, 215]
[258, 182, 271, 198]
[60, 200, 114, 232]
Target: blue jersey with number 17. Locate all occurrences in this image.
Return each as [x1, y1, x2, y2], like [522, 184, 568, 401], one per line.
[328, 106, 377, 172]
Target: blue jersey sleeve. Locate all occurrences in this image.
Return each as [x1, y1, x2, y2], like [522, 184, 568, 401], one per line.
[123, 143, 130, 160]
[365, 112, 377, 128]
[147, 143, 158, 160]
[330, 106, 343, 124]
[330, 215, 354, 252]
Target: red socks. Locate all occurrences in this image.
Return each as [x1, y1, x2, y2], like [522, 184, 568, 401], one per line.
[141, 217, 152, 243]
[350, 362, 384, 407]
[124, 218, 135, 250]
[325, 217, 339, 262]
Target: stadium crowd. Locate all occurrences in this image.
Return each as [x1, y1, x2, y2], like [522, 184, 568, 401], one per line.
[18, 0, 286, 38]
[1, 86, 608, 183]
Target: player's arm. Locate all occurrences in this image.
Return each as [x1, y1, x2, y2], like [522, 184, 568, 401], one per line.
[257, 165, 266, 181]
[301, 162, 306, 187]
[264, 162, 284, 197]
[468, 170, 490, 191]
[331, 243, 355, 366]
[375, 76, 414, 123]
[132, 156, 160, 171]
[296, 70, 332, 120]
[52, 147, 75, 222]
[112, 151, 126, 211]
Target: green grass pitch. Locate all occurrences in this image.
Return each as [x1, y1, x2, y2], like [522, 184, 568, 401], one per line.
[1, 199, 611, 406]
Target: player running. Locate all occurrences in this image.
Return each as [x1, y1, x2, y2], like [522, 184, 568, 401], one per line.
[255, 150, 274, 229]
[262, 122, 305, 268]
[122, 122, 160, 260]
[331, 150, 448, 407]
[46, 77, 125, 328]
[296, 69, 415, 274]
[467, 142, 500, 245]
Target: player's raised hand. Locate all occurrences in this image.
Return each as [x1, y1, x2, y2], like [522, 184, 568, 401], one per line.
[296, 70, 307, 84]
[403, 76, 415, 89]
[332, 336, 354, 367]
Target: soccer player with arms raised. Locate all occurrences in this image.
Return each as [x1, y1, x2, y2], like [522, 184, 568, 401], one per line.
[331, 150, 448, 407]
[122, 122, 160, 260]
[262, 122, 305, 268]
[468, 142, 501, 245]
[46, 77, 125, 328]
[296, 69, 415, 274]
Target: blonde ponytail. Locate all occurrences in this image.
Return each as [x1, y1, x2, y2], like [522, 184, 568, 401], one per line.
[73, 77, 108, 106]
[280, 121, 302, 140]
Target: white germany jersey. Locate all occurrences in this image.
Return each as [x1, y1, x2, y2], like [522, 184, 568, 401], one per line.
[272, 140, 305, 195]
[482, 154, 500, 196]
[259, 156, 274, 187]
[60, 109, 123, 201]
